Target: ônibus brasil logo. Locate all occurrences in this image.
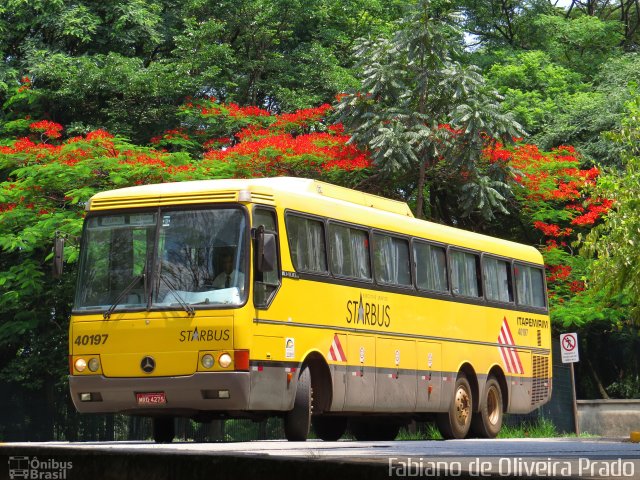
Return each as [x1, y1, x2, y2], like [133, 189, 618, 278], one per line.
[8, 456, 72, 479]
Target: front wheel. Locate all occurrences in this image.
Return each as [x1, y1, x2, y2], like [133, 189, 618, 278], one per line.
[152, 417, 175, 443]
[436, 373, 473, 439]
[284, 367, 312, 441]
[470, 376, 503, 438]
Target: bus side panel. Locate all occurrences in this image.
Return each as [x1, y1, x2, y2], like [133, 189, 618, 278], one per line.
[344, 335, 376, 410]
[329, 364, 347, 411]
[507, 350, 533, 414]
[416, 341, 443, 412]
[374, 338, 417, 412]
[248, 335, 288, 411]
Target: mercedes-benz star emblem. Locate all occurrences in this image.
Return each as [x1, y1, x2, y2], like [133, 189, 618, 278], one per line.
[140, 356, 155, 374]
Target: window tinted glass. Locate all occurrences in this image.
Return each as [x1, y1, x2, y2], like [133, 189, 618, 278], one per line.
[156, 209, 247, 306]
[75, 208, 249, 311]
[450, 250, 481, 297]
[329, 224, 371, 280]
[515, 263, 546, 307]
[373, 234, 411, 286]
[414, 242, 448, 292]
[254, 209, 280, 307]
[286, 215, 327, 273]
[483, 257, 513, 302]
[75, 213, 156, 310]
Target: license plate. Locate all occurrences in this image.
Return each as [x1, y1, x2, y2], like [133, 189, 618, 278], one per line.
[136, 392, 166, 405]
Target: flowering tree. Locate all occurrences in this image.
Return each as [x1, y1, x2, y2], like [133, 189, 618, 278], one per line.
[482, 139, 635, 398]
[154, 98, 372, 185]
[481, 141, 617, 326]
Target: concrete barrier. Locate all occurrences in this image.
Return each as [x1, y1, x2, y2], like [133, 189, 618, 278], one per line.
[577, 399, 640, 437]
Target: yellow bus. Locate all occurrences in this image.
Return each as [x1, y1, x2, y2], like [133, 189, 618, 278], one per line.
[67, 177, 551, 442]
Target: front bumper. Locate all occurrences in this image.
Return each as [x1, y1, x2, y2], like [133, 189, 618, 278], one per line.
[69, 372, 250, 415]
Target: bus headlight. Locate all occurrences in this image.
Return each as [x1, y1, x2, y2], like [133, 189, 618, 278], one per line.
[201, 354, 214, 369]
[88, 357, 100, 372]
[75, 358, 87, 372]
[218, 353, 232, 368]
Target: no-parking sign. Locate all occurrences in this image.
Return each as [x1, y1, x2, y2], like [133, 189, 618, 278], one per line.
[560, 333, 579, 363]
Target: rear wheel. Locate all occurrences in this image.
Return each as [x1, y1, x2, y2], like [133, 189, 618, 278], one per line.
[436, 373, 473, 439]
[470, 376, 503, 438]
[284, 367, 312, 441]
[312, 416, 347, 441]
[152, 417, 175, 443]
[350, 419, 401, 441]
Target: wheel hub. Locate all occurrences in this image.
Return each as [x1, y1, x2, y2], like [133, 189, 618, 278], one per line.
[487, 386, 500, 425]
[455, 386, 470, 425]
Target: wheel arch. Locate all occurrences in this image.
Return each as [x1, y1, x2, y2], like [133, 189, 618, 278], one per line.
[301, 350, 332, 414]
[458, 362, 479, 412]
[488, 364, 509, 412]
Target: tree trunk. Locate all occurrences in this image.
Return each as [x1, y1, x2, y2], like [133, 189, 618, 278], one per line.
[415, 159, 427, 219]
[586, 357, 610, 399]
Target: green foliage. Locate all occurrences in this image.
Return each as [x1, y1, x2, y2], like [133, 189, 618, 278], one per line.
[540, 54, 640, 165]
[487, 51, 585, 135]
[498, 417, 557, 439]
[532, 14, 623, 77]
[396, 423, 443, 440]
[583, 92, 640, 321]
[458, 0, 555, 49]
[0, 0, 411, 141]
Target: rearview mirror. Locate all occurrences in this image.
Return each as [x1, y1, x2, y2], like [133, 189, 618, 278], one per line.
[256, 227, 277, 273]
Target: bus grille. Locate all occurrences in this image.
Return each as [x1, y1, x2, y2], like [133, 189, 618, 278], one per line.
[531, 355, 549, 405]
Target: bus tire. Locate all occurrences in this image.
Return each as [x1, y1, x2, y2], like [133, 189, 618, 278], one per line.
[470, 376, 503, 438]
[152, 417, 175, 443]
[284, 366, 312, 441]
[312, 416, 347, 441]
[350, 419, 401, 441]
[436, 373, 473, 439]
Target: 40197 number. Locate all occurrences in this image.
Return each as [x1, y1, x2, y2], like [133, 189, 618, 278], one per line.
[74, 334, 109, 346]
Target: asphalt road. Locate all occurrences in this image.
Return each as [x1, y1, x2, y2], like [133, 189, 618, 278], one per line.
[1, 438, 639, 480]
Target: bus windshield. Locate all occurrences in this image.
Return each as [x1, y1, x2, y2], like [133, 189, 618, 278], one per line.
[74, 207, 248, 312]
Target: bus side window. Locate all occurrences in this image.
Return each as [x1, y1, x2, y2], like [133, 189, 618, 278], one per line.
[329, 223, 371, 280]
[483, 257, 513, 303]
[515, 263, 546, 308]
[254, 208, 280, 308]
[373, 233, 411, 286]
[285, 214, 328, 273]
[414, 241, 448, 293]
[450, 249, 482, 297]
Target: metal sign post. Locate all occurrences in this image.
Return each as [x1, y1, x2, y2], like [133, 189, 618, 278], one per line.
[560, 333, 580, 435]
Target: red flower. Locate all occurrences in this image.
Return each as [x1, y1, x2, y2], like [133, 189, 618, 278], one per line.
[29, 120, 63, 139]
[86, 129, 114, 140]
[548, 264, 572, 282]
[569, 280, 585, 293]
[533, 221, 572, 237]
[571, 199, 613, 226]
[0, 203, 17, 213]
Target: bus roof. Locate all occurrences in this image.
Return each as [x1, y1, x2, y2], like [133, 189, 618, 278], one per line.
[87, 177, 543, 264]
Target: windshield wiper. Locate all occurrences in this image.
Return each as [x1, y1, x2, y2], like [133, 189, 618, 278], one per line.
[103, 274, 145, 320]
[159, 274, 195, 316]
